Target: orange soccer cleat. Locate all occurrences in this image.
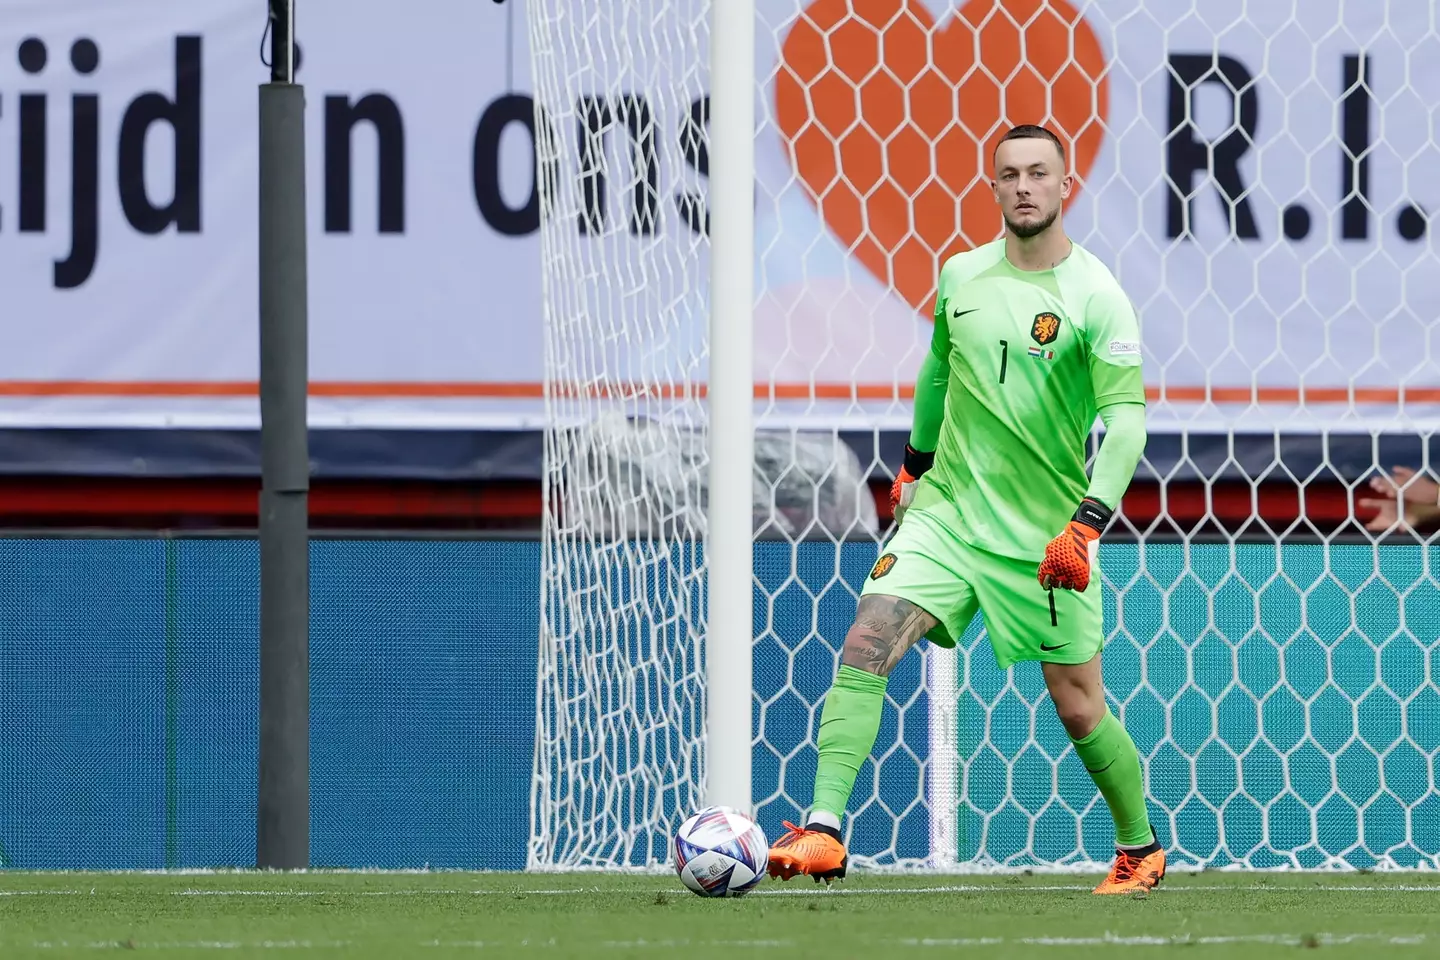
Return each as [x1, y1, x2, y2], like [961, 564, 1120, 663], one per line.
[767, 821, 848, 883]
[1092, 833, 1166, 895]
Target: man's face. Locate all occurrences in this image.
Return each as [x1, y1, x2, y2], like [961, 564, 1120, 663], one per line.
[992, 138, 1072, 239]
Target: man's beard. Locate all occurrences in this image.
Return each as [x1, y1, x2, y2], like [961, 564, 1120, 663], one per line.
[1004, 205, 1059, 239]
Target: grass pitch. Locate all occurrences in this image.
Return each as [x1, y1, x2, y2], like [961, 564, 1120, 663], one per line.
[2, 871, 1438, 958]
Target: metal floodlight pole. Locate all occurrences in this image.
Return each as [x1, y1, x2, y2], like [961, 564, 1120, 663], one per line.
[256, 0, 310, 870]
[268, 0, 296, 85]
[704, 0, 756, 814]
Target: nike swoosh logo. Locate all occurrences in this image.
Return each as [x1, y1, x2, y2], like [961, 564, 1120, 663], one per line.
[1039, 641, 1069, 652]
[1085, 759, 1116, 775]
[952, 308, 979, 319]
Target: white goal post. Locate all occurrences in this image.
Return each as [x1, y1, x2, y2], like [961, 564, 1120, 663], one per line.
[527, 0, 1440, 872]
[704, 0, 758, 816]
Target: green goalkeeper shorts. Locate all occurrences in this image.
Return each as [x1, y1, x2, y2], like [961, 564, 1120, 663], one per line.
[860, 499, 1103, 670]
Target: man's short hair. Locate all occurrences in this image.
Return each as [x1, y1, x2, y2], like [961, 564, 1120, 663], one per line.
[994, 124, 1067, 167]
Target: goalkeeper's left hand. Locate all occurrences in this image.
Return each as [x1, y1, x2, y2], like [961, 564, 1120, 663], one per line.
[1037, 498, 1112, 592]
[890, 444, 934, 526]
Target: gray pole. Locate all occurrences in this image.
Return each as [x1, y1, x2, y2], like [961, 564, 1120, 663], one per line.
[256, 0, 310, 870]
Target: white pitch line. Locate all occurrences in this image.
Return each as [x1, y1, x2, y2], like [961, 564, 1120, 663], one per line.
[11, 933, 1430, 951]
[18, 944, 324, 953]
[754, 883, 1440, 895]
[177, 883, 1440, 896]
[172, 889, 470, 897]
[898, 934, 1429, 947]
[11, 868, 451, 876]
[2, 883, 1438, 898]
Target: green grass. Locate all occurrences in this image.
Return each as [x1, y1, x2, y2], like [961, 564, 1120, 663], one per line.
[2, 871, 1438, 958]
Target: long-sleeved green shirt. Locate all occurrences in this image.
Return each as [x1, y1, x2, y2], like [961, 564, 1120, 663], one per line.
[904, 239, 1147, 559]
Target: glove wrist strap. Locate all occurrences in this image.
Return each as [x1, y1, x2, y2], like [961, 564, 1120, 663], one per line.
[903, 444, 935, 478]
[1073, 497, 1113, 534]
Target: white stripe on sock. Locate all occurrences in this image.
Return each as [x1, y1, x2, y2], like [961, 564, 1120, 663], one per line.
[806, 810, 841, 831]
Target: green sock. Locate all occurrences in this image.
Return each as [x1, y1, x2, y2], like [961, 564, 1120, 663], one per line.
[810, 665, 888, 821]
[1071, 711, 1153, 848]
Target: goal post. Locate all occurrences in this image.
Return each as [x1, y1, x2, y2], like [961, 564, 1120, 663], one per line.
[528, 0, 1440, 873]
[705, 0, 758, 815]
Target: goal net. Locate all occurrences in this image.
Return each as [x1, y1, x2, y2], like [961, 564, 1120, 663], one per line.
[529, 0, 1440, 871]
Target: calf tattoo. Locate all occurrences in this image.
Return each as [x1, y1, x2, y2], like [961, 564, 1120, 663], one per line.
[841, 595, 939, 676]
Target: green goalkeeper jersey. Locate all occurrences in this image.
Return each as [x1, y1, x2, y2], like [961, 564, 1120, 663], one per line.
[908, 238, 1146, 561]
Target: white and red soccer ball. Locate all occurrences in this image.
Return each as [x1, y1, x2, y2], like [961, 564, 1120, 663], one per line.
[673, 805, 769, 898]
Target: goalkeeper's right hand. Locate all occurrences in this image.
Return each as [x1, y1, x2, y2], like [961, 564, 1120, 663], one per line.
[890, 444, 934, 525]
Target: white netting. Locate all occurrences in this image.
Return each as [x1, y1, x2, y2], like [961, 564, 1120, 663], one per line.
[526, 0, 713, 868]
[530, 0, 1440, 872]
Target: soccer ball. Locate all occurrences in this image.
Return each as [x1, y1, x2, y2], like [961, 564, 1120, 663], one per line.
[673, 805, 769, 898]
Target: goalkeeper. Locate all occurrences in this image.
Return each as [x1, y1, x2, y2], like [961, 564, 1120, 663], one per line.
[767, 125, 1162, 895]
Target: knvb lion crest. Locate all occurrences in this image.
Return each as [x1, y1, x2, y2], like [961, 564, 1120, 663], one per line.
[1031, 312, 1062, 346]
[869, 553, 897, 580]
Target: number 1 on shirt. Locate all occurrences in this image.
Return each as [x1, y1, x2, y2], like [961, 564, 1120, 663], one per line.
[998, 339, 1009, 384]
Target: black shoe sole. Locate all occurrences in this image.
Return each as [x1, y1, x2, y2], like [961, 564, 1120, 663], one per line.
[809, 856, 848, 884]
[768, 854, 848, 884]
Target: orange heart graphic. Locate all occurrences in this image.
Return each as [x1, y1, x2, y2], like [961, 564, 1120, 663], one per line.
[776, 0, 1109, 315]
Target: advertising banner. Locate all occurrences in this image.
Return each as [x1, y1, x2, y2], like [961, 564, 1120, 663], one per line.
[0, 0, 1435, 430]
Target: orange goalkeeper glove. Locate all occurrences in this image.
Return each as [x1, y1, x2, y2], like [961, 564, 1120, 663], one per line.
[890, 444, 934, 525]
[1038, 498, 1112, 592]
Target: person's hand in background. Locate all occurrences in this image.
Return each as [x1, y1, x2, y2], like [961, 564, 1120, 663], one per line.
[1360, 465, 1440, 533]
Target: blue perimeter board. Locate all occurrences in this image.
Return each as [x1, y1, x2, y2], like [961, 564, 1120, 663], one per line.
[0, 539, 1436, 869]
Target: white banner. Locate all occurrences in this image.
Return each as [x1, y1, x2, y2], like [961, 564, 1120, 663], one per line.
[0, 0, 1436, 430]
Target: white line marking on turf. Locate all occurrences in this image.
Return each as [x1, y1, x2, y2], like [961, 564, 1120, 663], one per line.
[755, 884, 1440, 895]
[599, 940, 793, 949]
[25, 942, 354, 950]
[183, 884, 1440, 896]
[3, 883, 1439, 899]
[899, 934, 1429, 947]
[173, 889, 470, 897]
[12, 933, 1430, 951]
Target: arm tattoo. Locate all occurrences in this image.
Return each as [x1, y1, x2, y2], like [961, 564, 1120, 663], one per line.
[841, 595, 939, 677]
